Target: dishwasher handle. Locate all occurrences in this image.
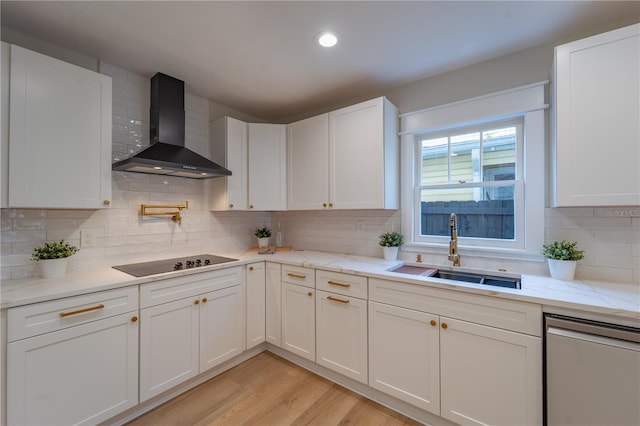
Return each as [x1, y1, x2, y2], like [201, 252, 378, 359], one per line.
[546, 315, 640, 345]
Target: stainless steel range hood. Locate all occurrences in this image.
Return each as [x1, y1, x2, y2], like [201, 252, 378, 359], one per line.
[112, 73, 231, 179]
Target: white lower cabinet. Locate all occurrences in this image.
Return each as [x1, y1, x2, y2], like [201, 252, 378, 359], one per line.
[281, 282, 315, 361]
[139, 267, 245, 402]
[439, 317, 541, 426]
[265, 262, 282, 347]
[368, 301, 440, 413]
[7, 288, 139, 426]
[246, 262, 266, 349]
[368, 278, 543, 426]
[316, 289, 368, 384]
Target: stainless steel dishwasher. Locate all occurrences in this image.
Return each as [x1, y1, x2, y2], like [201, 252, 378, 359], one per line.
[545, 314, 640, 426]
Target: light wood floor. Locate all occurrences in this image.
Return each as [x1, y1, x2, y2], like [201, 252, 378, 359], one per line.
[126, 351, 423, 426]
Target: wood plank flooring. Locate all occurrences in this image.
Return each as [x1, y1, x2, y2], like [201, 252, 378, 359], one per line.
[126, 351, 422, 426]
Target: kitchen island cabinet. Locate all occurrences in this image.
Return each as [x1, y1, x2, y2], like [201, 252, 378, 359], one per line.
[3, 44, 112, 209]
[287, 97, 399, 210]
[552, 23, 640, 206]
[6, 287, 138, 425]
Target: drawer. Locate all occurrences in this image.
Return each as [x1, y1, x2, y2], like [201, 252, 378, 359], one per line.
[7, 286, 138, 342]
[316, 270, 367, 299]
[281, 265, 315, 288]
[369, 278, 541, 336]
[141, 266, 243, 308]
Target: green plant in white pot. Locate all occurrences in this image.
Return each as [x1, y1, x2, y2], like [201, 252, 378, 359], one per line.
[379, 231, 404, 261]
[254, 227, 272, 248]
[541, 240, 584, 280]
[31, 240, 79, 278]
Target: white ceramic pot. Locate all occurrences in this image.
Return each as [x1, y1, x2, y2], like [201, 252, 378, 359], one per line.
[40, 258, 69, 279]
[547, 259, 577, 280]
[258, 237, 270, 248]
[382, 246, 399, 261]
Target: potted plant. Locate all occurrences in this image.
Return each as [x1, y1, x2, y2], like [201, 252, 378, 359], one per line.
[379, 231, 404, 261]
[31, 240, 79, 278]
[254, 227, 272, 248]
[541, 240, 584, 280]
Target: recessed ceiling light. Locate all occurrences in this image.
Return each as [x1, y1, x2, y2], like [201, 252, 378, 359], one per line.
[317, 31, 338, 48]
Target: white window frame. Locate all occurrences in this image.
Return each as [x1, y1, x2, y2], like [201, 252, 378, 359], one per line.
[400, 82, 547, 261]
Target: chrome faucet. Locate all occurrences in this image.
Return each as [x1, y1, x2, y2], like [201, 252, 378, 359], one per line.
[448, 213, 461, 267]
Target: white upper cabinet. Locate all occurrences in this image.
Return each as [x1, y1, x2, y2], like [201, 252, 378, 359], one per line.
[330, 97, 399, 209]
[6, 44, 112, 209]
[248, 123, 287, 210]
[209, 116, 248, 211]
[288, 97, 399, 210]
[553, 24, 640, 207]
[287, 114, 330, 210]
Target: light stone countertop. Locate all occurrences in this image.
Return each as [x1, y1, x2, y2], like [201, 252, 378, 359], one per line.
[2, 250, 639, 325]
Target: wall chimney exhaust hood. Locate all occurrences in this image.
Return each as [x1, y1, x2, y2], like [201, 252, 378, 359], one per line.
[112, 73, 231, 179]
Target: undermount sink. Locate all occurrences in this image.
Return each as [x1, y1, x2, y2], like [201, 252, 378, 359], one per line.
[388, 264, 521, 290]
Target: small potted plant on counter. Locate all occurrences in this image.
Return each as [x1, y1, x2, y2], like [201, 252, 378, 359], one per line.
[254, 226, 272, 248]
[379, 231, 404, 261]
[541, 240, 584, 280]
[31, 239, 79, 278]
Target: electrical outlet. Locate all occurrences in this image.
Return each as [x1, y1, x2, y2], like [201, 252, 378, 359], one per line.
[80, 230, 94, 248]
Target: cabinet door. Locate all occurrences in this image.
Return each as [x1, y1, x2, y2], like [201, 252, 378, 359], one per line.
[287, 113, 330, 210]
[246, 262, 266, 349]
[316, 290, 368, 384]
[140, 297, 199, 402]
[281, 282, 315, 361]
[248, 123, 287, 210]
[8, 45, 112, 209]
[209, 116, 248, 211]
[368, 301, 440, 413]
[7, 313, 138, 425]
[553, 24, 640, 206]
[265, 262, 282, 347]
[200, 285, 245, 371]
[329, 97, 398, 209]
[439, 317, 542, 426]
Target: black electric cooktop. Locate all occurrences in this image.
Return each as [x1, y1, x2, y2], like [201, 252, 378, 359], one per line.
[112, 254, 238, 277]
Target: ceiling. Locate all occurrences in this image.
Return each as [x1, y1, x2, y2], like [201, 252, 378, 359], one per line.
[2, 1, 638, 122]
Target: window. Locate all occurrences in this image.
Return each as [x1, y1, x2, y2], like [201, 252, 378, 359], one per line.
[399, 82, 547, 258]
[415, 119, 523, 243]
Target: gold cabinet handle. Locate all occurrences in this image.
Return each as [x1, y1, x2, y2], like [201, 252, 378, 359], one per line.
[59, 304, 105, 318]
[229, 203, 234, 208]
[323, 203, 327, 208]
[430, 320, 437, 327]
[287, 272, 307, 279]
[202, 297, 208, 303]
[327, 295, 349, 304]
[103, 200, 111, 206]
[307, 291, 313, 297]
[249, 204, 254, 209]
[327, 280, 350, 288]
[194, 299, 200, 305]
[441, 323, 448, 329]
[249, 266, 254, 271]
[329, 203, 333, 207]
[131, 316, 138, 323]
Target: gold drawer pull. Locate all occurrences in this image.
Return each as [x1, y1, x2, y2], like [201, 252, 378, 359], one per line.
[131, 316, 138, 323]
[59, 304, 105, 318]
[430, 320, 437, 327]
[441, 323, 448, 330]
[327, 280, 350, 288]
[287, 272, 307, 279]
[307, 291, 313, 297]
[249, 266, 254, 271]
[327, 296, 349, 304]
